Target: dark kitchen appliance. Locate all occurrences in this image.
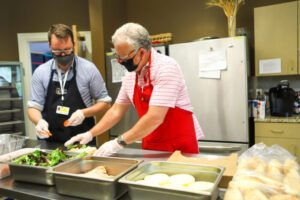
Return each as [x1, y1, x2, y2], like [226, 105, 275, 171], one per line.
[269, 80, 295, 117]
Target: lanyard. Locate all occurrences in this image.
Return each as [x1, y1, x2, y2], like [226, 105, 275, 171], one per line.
[57, 69, 69, 101]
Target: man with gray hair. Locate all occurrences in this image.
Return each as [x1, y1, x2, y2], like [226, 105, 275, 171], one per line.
[65, 22, 203, 155]
[28, 24, 111, 143]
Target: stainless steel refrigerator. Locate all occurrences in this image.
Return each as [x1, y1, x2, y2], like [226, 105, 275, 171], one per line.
[169, 37, 249, 152]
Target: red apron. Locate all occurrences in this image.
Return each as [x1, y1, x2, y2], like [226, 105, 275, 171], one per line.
[132, 53, 199, 154]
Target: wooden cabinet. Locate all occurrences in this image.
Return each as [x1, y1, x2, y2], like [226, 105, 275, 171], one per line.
[254, 1, 298, 76]
[255, 122, 300, 161]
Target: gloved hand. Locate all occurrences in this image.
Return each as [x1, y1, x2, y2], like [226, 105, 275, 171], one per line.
[64, 131, 93, 146]
[66, 109, 85, 126]
[93, 139, 123, 157]
[36, 119, 50, 139]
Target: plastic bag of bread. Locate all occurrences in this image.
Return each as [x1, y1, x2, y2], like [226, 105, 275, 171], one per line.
[224, 143, 300, 200]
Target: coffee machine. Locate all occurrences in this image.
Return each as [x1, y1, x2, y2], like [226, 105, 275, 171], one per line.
[269, 80, 295, 117]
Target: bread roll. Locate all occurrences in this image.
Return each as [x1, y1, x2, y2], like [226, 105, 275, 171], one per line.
[267, 165, 283, 182]
[233, 174, 262, 183]
[238, 157, 265, 171]
[269, 194, 300, 200]
[231, 178, 263, 192]
[283, 159, 299, 175]
[224, 188, 243, 200]
[283, 169, 300, 196]
[255, 175, 284, 194]
[81, 166, 112, 178]
[233, 176, 283, 195]
[163, 182, 187, 190]
[228, 181, 239, 190]
[144, 173, 170, 186]
[186, 181, 214, 192]
[244, 189, 268, 200]
[85, 166, 107, 174]
[269, 159, 283, 169]
[169, 174, 195, 186]
[255, 161, 267, 174]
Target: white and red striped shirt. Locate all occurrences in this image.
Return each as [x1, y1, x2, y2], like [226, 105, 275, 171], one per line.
[116, 48, 204, 139]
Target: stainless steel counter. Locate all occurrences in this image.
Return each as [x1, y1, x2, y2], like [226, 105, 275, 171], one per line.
[125, 140, 248, 156]
[0, 140, 229, 200]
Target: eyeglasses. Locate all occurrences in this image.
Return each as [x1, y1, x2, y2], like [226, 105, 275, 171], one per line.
[51, 48, 73, 56]
[113, 49, 137, 62]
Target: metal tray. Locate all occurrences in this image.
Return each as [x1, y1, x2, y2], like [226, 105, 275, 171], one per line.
[49, 156, 142, 200]
[119, 161, 224, 200]
[8, 149, 77, 185]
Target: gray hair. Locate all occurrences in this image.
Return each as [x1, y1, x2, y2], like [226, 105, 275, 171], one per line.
[112, 23, 151, 51]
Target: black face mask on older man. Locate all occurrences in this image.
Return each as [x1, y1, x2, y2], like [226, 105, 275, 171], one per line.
[120, 57, 139, 72]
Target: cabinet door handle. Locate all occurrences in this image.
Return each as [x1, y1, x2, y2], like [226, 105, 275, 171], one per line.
[271, 129, 284, 134]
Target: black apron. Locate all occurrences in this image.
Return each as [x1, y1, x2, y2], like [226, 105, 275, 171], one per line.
[42, 60, 95, 143]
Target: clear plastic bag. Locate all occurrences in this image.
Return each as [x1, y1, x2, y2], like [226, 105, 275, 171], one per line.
[224, 143, 300, 200]
[238, 143, 295, 163]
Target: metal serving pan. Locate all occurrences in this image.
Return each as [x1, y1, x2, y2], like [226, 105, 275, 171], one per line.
[119, 161, 224, 200]
[49, 156, 142, 200]
[8, 149, 77, 185]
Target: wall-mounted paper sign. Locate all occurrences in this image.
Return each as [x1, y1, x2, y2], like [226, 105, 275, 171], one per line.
[111, 59, 127, 83]
[259, 58, 281, 74]
[199, 70, 221, 79]
[198, 50, 227, 72]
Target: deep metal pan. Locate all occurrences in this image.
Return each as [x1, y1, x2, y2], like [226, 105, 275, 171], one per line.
[8, 149, 77, 185]
[119, 161, 224, 200]
[49, 156, 142, 200]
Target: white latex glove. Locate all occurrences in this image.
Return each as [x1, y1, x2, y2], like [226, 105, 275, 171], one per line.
[64, 131, 93, 146]
[93, 139, 123, 157]
[36, 119, 50, 139]
[66, 109, 85, 126]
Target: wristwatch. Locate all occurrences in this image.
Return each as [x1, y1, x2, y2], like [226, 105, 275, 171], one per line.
[117, 135, 127, 147]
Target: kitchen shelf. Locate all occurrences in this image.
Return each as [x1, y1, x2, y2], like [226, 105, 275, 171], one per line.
[0, 131, 23, 135]
[0, 97, 22, 101]
[0, 109, 21, 114]
[0, 62, 25, 136]
[0, 86, 16, 89]
[0, 120, 24, 126]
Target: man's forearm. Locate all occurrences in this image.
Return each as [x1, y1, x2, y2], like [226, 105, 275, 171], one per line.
[82, 101, 111, 118]
[89, 103, 129, 137]
[123, 106, 169, 144]
[28, 107, 43, 125]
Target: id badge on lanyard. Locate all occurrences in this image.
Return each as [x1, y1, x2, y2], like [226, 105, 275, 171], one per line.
[56, 68, 70, 116]
[56, 105, 70, 115]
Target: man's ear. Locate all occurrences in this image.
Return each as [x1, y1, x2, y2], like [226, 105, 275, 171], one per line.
[140, 48, 147, 56]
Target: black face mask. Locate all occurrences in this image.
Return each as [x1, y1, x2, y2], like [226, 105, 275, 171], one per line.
[120, 57, 139, 72]
[54, 52, 74, 66]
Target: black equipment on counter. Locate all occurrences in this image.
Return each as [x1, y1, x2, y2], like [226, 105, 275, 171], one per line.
[269, 80, 295, 117]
